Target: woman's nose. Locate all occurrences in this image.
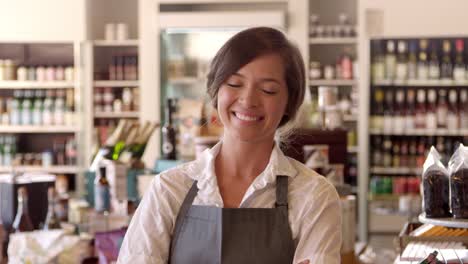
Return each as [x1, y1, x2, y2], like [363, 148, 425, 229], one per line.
[238, 85, 259, 107]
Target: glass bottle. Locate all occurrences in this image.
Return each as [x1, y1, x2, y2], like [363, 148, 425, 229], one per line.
[400, 139, 409, 167]
[460, 89, 468, 129]
[385, 40, 397, 80]
[43, 187, 60, 230]
[415, 89, 427, 129]
[394, 90, 405, 133]
[12, 187, 34, 232]
[428, 40, 440, 80]
[161, 98, 177, 160]
[54, 90, 65, 125]
[95, 166, 110, 213]
[10, 90, 22, 125]
[371, 40, 386, 82]
[417, 39, 429, 80]
[382, 136, 392, 167]
[426, 89, 437, 130]
[372, 136, 383, 167]
[436, 89, 448, 129]
[392, 139, 401, 167]
[32, 90, 44, 126]
[20, 90, 32, 125]
[440, 40, 453, 80]
[453, 39, 466, 83]
[407, 40, 418, 80]
[383, 90, 394, 133]
[405, 89, 416, 130]
[447, 89, 459, 130]
[43, 90, 55, 125]
[371, 89, 384, 130]
[395, 40, 408, 81]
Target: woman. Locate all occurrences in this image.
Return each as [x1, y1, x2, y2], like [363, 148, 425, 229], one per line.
[118, 27, 341, 264]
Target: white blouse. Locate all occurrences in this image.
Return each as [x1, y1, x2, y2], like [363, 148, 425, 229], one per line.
[117, 142, 342, 263]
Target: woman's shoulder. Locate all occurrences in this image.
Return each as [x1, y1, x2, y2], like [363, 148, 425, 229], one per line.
[286, 157, 339, 199]
[151, 160, 200, 197]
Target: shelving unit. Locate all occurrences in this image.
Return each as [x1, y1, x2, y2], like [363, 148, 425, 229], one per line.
[94, 111, 139, 119]
[370, 167, 423, 175]
[0, 126, 79, 133]
[0, 81, 75, 89]
[308, 79, 358, 86]
[309, 37, 358, 45]
[373, 79, 468, 86]
[369, 129, 468, 136]
[92, 39, 139, 47]
[0, 165, 81, 174]
[93, 80, 139, 87]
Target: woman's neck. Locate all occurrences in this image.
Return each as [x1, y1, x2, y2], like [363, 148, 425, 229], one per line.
[216, 135, 275, 181]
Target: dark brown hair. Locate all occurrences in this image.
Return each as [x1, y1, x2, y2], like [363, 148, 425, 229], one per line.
[206, 27, 305, 127]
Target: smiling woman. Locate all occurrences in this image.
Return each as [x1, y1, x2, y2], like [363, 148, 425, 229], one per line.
[117, 27, 342, 264]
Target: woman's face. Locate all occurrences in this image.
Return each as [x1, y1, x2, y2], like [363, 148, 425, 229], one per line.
[217, 53, 288, 144]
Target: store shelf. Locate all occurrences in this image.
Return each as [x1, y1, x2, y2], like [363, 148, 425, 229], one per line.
[343, 115, 357, 122]
[94, 112, 139, 118]
[167, 77, 205, 86]
[371, 167, 423, 175]
[368, 194, 400, 201]
[93, 39, 139, 47]
[419, 213, 468, 229]
[0, 81, 75, 89]
[369, 128, 468, 136]
[0, 166, 81, 174]
[309, 37, 357, 45]
[309, 79, 357, 86]
[0, 125, 79, 133]
[159, 0, 287, 3]
[372, 79, 468, 86]
[93, 80, 139, 87]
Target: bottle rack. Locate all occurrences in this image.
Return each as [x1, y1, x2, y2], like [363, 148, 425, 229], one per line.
[84, 40, 140, 166]
[307, 0, 359, 188]
[0, 42, 84, 194]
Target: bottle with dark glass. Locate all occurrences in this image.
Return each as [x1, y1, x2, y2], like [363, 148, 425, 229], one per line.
[371, 89, 384, 130]
[436, 89, 448, 129]
[371, 40, 385, 82]
[447, 89, 459, 130]
[385, 40, 397, 80]
[426, 89, 437, 130]
[417, 39, 429, 80]
[372, 136, 383, 167]
[400, 139, 409, 167]
[394, 90, 405, 133]
[415, 89, 427, 129]
[440, 40, 453, 80]
[407, 40, 418, 80]
[405, 89, 416, 130]
[43, 187, 60, 230]
[382, 136, 392, 167]
[12, 187, 34, 232]
[428, 40, 440, 80]
[453, 39, 466, 82]
[416, 137, 426, 168]
[392, 139, 401, 167]
[383, 90, 394, 133]
[459, 89, 468, 129]
[161, 98, 177, 160]
[408, 137, 418, 168]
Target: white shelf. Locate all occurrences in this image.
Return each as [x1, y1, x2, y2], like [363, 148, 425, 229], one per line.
[347, 146, 358, 153]
[0, 166, 81, 174]
[168, 77, 205, 86]
[309, 79, 357, 86]
[343, 115, 357, 122]
[93, 39, 139, 47]
[94, 112, 139, 118]
[0, 125, 79, 133]
[93, 80, 139, 87]
[371, 167, 423, 175]
[419, 213, 468, 229]
[309, 37, 357, 45]
[369, 128, 468, 136]
[372, 79, 468, 86]
[0, 81, 75, 89]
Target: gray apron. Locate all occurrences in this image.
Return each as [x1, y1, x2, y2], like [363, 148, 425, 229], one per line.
[169, 175, 295, 264]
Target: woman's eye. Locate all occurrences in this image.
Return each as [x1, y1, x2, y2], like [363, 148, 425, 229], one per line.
[262, 89, 277, 95]
[227, 83, 242, 88]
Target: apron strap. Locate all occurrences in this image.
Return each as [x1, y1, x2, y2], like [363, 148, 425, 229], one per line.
[275, 176, 289, 208]
[170, 180, 199, 257]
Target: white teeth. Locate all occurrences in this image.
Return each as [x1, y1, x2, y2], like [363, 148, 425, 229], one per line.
[235, 112, 260, 121]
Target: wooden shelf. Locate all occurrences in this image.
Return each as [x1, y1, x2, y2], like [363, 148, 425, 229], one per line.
[371, 167, 423, 175]
[309, 79, 357, 86]
[0, 166, 81, 174]
[309, 37, 357, 45]
[373, 79, 468, 86]
[94, 112, 139, 118]
[93, 39, 139, 47]
[370, 128, 468, 136]
[419, 213, 468, 229]
[0, 125, 79, 133]
[0, 81, 75, 89]
[93, 80, 139, 87]
[167, 77, 205, 86]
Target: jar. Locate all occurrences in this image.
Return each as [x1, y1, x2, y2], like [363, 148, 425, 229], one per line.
[27, 66, 36, 81]
[46, 66, 55, 81]
[116, 23, 129, 40]
[309, 61, 322, 80]
[323, 65, 335, 80]
[3, 60, 15, 80]
[42, 151, 53, 166]
[318, 86, 338, 110]
[105, 23, 116, 41]
[324, 106, 343, 130]
[36, 65, 46, 81]
[0, 60, 4, 80]
[16, 66, 27, 81]
[55, 65, 65, 81]
[64, 66, 74, 81]
[113, 99, 122, 112]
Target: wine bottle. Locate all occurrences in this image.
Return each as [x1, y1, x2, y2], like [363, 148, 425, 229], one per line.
[43, 187, 60, 230]
[118, 122, 158, 164]
[12, 187, 34, 232]
[161, 98, 177, 160]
